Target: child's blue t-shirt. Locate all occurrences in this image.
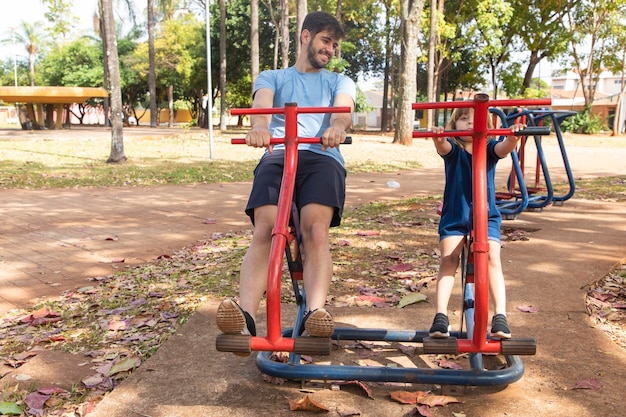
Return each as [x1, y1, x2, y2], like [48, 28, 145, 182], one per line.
[253, 66, 356, 167]
[438, 138, 505, 241]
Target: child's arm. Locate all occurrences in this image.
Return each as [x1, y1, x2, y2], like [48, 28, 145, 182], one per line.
[431, 126, 452, 156]
[494, 123, 526, 158]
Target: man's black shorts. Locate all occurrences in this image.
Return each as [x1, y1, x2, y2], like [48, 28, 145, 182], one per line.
[245, 150, 346, 227]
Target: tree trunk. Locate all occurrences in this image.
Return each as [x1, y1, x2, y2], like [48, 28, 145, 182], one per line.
[280, 0, 289, 68]
[251, 0, 260, 91]
[101, 0, 126, 163]
[219, 0, 227, 130]
[393, 0, 424, 145]
[522, 50, 542, 92]
[335, 0, 342, 59]
[98, 7, 110, 127]
[168, 85, 174, 127]
[148, 0, 158, 128]
[612, 91, 624, 136]
[381, 1, 393, 133]
[296, 0, 307, 58]
[426, 0, 436, 128]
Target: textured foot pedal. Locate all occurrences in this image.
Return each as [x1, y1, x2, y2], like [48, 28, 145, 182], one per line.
[422, 337, 459, 354]
[500, 338, 536, 355]
[294, 337, 332, 355]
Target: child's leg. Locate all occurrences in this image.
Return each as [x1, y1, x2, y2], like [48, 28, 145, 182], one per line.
[487, 240, 507, 316]
[434, 235, 465, 314]
[487, 240, 511, 338]
[429, 235, 465, 337]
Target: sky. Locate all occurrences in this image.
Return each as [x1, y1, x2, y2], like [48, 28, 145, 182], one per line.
[0, 0, 104, 61]
[1, 1, 554, 88]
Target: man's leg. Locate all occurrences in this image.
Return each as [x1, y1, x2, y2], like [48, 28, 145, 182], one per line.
[216, 205, 276, 335]
[298, 203, 335, 337]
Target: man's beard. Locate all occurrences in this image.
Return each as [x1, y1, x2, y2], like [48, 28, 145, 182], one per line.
[307, 44, 330, 69]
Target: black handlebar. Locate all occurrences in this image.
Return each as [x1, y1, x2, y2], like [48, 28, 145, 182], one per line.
[514, 126, 551, 136]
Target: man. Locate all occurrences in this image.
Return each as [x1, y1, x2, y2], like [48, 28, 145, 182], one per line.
[216, 11, 356, 338]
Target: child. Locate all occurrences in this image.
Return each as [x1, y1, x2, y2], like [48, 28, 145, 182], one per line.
[428, 107, 525, 339]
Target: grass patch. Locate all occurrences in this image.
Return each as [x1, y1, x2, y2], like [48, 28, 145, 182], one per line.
[554, 176, 626, 202]
[0, 130, 424, 189]
[0, 159, 259, 188]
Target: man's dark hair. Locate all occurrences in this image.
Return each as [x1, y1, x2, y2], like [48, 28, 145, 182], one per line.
[301, 11, 345, 40]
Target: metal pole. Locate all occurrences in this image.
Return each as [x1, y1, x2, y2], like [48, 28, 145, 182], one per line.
[205, 1, 214, 159]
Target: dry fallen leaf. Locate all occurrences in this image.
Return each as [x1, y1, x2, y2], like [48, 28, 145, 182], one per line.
[571, 378, 602, 390]
[287, 394, 329, 412]
[406, 405, 434, 417]
[107, 355, 141, 376]
[397, 292, 428, 308]
[335, 380, 374, 399]
[389, 390, 430, 404]
[517, 304, 539, 313]
[419, 393, 461, 407]
[337, 405, 362, 416]
[435, 358, 463, 370]
[387, 263, 413, 272]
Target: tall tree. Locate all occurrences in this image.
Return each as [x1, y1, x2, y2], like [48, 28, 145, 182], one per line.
[508, 0, 569, 94]
[219, 0, 227, 129]
[148, 0, 158, 127]
[558, 0, 626, 107]
[296, 0, 307, 57]
[393, 0, 425, 145]
[473, 0, 514, 98]
[251, 0, 260, 91]
[12, 21, 42, 87]
[280, 0, 290, 68]
[40, 0, 78, 42]
[101, 0, 127, 163]
[380, 0, 397, 132]
[426, 0, 437, 127]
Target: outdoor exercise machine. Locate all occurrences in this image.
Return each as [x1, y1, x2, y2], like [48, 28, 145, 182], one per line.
[493, 108, 577, 216]
[217, 96, 546, 386]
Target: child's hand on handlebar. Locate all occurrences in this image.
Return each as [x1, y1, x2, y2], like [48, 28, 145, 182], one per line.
[506, 123, 527, 144]
[430, 126, 446, 144]
[508, 123, 527, 134]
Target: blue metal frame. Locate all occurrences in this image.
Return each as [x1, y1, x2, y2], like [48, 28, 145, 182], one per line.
[525, 110, 577, 205]
[490, 108, 530, 219]
[256, 248, 526, 387]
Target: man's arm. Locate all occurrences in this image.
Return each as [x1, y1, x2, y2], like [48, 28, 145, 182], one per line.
[246, 87, 274, 149]
[321, 92, 354, 150]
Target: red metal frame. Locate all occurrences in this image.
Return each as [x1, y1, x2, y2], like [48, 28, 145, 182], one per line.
[229, 103, 351, 353]
[412, 94, 551, 354]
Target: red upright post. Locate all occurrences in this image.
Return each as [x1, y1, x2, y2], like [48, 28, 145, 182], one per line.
[470, 93, 490, 350]
[265, 103, 299, 344]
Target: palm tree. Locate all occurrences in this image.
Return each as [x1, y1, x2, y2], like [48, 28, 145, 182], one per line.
[148, 0, 157, 127]
[13, 21, 42, 87]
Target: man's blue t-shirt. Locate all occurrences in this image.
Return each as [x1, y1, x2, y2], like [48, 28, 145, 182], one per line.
[438, 138, 505, 241]
[253, 66, 356, 166]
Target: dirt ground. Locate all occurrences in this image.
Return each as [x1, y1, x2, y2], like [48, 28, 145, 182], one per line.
[1, 126, 625, 417]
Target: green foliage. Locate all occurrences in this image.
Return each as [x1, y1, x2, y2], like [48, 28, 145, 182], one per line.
[355, 87, 374, 114]
[225, 74, 252, 109]
[174, 99, 193, 111]
[500, 63, 550, 98]
[37, 38, 104, 87]
[559, 107, 606, 134]
[42, 0, 79, 41]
